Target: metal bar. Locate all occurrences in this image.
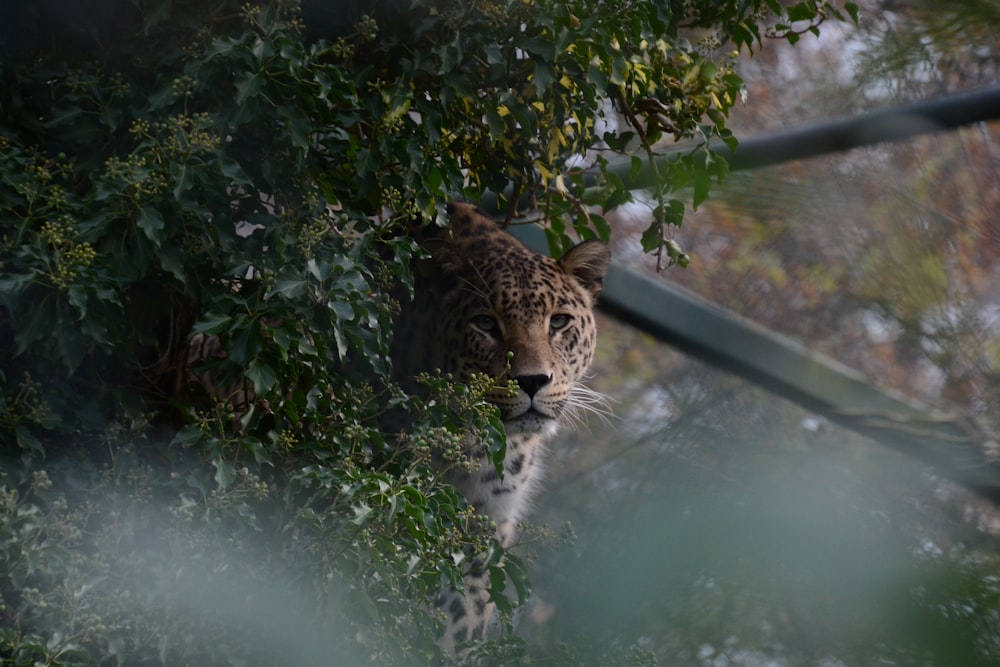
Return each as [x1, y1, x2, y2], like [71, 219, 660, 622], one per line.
[719, 84, 1000, 171]
[614, 84, 1000, 184]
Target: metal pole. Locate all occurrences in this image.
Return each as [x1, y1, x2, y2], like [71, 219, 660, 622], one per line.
[612, 84, 1000, 186]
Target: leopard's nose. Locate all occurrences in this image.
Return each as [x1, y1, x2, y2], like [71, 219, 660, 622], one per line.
[515, 374, 552, 398]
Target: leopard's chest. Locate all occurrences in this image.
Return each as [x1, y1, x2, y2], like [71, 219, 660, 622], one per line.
[449, 431, 546, 548]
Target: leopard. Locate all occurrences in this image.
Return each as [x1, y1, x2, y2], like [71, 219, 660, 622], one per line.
[392, 201, 611, 653]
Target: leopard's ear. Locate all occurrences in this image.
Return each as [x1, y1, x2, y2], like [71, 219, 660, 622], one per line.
[558, 239, 611, 298]
[416, 200, 502, 274]
[446, 200, 503, 239]
[410, 236, 466, 280]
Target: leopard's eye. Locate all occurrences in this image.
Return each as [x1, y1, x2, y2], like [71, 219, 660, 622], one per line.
[470, 314, 500, 335]
[549, 314, 571, 333]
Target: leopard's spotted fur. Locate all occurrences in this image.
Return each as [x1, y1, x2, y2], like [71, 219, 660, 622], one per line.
[393, 202, 611, 651]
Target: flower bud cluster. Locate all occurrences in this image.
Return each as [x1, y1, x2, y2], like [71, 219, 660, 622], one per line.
[39, 215, 97, 289]
[0, 373, 54, 430]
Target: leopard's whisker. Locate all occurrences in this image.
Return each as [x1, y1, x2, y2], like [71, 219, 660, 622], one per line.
[563, 384, 616, 428]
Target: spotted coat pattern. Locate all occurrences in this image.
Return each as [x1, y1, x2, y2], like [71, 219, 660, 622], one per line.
[393, 202, 611, 651]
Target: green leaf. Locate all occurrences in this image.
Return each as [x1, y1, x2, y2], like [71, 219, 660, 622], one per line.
[353, 147, 374, 175]
[0, 272, 33, 299]
[15, 426, 45, 455]
[693, 169, 711, 209]
[846, 2, 861, 24]
[268, 267, 307, 299]
[504, 552, 531, 605]
[172, 163, 192, 201]
[170, 424, 204, 448]
[192, 312, 235, 335]
[271, 325, 292, 360]
[137, 206, 165, 244]
[488, 425, 507, 481]
[246, 359, 278, 395]
[730, 21, 756, 49]
[218, 156, 253, 188]
[488, 564, 512, 614]
[67, 284, 89, 318]
[439, 39, 464, 73]
[533, 61, 555, 91]
[214, 458, 235, 490]
[228, 320, 263, 365]
[485, 107, 505, 140]
[663, 198, 685, 226]
[330, 299, 354, 324]
[640, 221, 663, 254]
[56, 326, 85, 374]
[591, 214, 612, 243]
[15, 303, 54, 356]
[610, 53, 627, 86]
[629, 155, 643, 182]
[425, 164, 443, 191]
[519, 36, 555, 63]
[158, 244, 187, 284]
[279, 105, 311, 153]
[787, 3, 817, 22]
[484, 45, 503, 65]
[235, 71, 262, 105]
[700, 61, 719, 82]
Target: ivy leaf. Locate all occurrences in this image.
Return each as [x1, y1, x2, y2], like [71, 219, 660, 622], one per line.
[15, 426, 45, 456]
[170, 424, 204, 448]
[488, 564, 511, 614]
[192, 312, 235, 335]
[214, 458, 235, 490]
[640, 221, 663, 254]
[267, 267, 307, 299]
[15, 302, 55, 356]
[235, 72, 262, 105]
[629, 155, 643, 182]
[137, 206, 165, 244]
[246, 359, 278, 395]
[158, 245, 186, 284]
[845, 2, 861, 24]
[228, 320, 263, 365]
[787, 2, 818, 22]
[487, 419, 507, 481]
[693, 169, 711, 209]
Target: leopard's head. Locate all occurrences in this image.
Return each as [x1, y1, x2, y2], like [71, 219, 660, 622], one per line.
[396, 202, 611, 436]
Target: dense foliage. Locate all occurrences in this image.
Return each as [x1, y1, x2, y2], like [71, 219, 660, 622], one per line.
[0, 0, 853, 663]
